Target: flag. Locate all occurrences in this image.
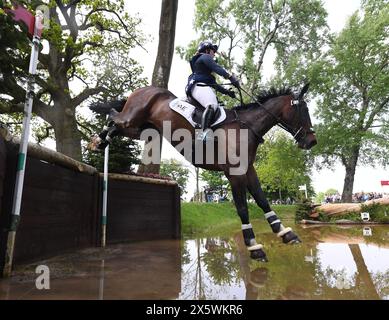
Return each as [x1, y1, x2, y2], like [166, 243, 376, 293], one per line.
[298, 185, 306, 191]
[381, 180, 389, 186]
[5, 4, 40, 37]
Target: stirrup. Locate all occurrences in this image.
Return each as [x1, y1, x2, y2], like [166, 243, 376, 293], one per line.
[197, 128, 213, 142]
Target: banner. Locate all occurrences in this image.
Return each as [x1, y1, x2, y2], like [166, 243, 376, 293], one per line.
[298, 185, 306, 191]
[5, 4, 43, 37]
[381, 180, 389, 186]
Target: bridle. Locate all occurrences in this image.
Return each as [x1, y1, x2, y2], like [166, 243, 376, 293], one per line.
[237, 86, 315, 144]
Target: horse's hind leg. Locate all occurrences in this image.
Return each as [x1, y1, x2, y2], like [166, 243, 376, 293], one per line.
[246, 166, 301, 244]
[98, 120, 115, 141]
[226, 173, 268, 262]
[89, 119, 116, 151]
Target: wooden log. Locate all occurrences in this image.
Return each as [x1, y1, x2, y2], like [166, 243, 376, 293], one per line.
[0, 125, 97, 175]
[103, 173, 178, 186]
[313, 198, 389, 216]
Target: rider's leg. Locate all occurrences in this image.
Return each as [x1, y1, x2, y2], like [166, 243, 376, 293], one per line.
[200, 106, 215, 136]
[191, 84, 219, 140]
[246, 166, 301, 244]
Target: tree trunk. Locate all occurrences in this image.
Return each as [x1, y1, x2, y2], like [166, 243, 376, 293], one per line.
[53, 103, 82, 161]
[138, 0, 178, 174]
[151, 0, 178, 88]
[341, 148, 360, 202]
[348, 244, 380, 299]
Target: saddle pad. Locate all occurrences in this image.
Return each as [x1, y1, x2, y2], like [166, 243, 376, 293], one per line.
[169, 98, 226, 128]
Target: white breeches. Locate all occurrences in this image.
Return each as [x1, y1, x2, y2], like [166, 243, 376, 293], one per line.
[191, 83, 218, 111]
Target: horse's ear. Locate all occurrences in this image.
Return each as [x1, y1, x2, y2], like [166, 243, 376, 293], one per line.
[299, 83, 310, 99]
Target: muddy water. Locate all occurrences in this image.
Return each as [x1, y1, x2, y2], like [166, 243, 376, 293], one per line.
[0, 223, 388, 300]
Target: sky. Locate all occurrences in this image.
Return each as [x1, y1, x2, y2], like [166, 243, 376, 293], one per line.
[125, 0, 388, 199]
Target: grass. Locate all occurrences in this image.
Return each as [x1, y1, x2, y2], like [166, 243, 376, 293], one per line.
[181, 202, 296, 237]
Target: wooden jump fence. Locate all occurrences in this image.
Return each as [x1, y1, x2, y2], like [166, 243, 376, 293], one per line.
[0, 131, 181, 275]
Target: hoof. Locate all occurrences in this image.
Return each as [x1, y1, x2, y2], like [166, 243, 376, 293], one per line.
[282, 231, 302, 244]
[250, 249, 268, 262]
[97, 141, 109, 150]
[89, 135, 101, 151]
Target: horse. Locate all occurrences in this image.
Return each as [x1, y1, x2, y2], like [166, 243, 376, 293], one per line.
[89, 83, 317, 262]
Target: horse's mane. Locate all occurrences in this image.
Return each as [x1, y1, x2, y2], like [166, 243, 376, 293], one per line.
[232, 86, 293, 110]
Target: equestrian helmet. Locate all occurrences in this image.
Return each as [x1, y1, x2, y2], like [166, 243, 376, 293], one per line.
[198, 41, 218, 53]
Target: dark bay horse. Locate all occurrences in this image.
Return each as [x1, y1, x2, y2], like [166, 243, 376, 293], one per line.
[89, 84, 317, 262]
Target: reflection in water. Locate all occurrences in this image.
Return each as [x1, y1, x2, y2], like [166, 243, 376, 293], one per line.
[178, 238, 245, 300]
[179, 225, 389, 300]
[0, 225, 388, 300]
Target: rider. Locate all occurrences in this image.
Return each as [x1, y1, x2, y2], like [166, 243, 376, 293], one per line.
[185, 40, 240, 141]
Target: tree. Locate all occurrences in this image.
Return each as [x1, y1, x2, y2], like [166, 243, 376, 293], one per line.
[178, 0, 328, 96]
[0, 0, 146, 160]
[255, 131, 314, 200]
[315, 188, 340, 203]
[160, 159, 189, 197]
[138, 0, 178, 174]
[200, 170, 229, 196]
[309, 0, 389, 202]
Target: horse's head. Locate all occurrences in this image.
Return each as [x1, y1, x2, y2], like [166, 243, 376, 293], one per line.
[281, 83, 317, 150]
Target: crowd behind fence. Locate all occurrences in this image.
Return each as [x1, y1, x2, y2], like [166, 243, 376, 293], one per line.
[324, 192, 387, 203]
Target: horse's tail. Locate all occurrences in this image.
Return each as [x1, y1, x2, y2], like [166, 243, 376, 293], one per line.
[89, 99, 127, 115]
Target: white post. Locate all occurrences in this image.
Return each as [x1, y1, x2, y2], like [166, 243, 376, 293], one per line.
[305, 185, 308, 200]
[101, 143, 109, 247]
[3, 24, 41, 278]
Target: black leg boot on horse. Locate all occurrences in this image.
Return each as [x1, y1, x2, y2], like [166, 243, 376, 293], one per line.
[90, 120, 119, 151]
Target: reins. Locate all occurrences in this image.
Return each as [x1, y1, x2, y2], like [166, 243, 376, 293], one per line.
[236, 86, 306, 141]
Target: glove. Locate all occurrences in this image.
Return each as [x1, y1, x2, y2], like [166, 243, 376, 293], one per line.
[229, 74, 240, 88]
[226, 90, 236, 99]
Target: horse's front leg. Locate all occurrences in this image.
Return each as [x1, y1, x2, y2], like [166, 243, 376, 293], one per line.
[246, 166, 301, 244]
[226, 173, 268, 262]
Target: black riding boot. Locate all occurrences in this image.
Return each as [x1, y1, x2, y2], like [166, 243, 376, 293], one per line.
[198, 106, 215, 141]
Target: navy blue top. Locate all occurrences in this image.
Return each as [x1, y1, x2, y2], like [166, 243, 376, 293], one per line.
[189, 53, 230, 84]
[186, 53, 231, 97]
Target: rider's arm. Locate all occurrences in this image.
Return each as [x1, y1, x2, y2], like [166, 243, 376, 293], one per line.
[201, 54, 231, 79]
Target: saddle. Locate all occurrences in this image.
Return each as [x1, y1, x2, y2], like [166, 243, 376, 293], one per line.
[169, 97, 226, 129]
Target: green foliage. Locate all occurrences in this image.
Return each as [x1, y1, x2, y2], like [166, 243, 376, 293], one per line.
[200, 170, 229, 195]
[295, 199, 313, 223]
[361, 203, 389, 223]
[309, 0, 389, 171]
[180, 0, 328, 96]
[0, 0, 147, 160]
[324, 188, 339, 196]
[314, 192, 325, 204]
[160, 159, 190, 197]
[255, 131, 314, 200]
